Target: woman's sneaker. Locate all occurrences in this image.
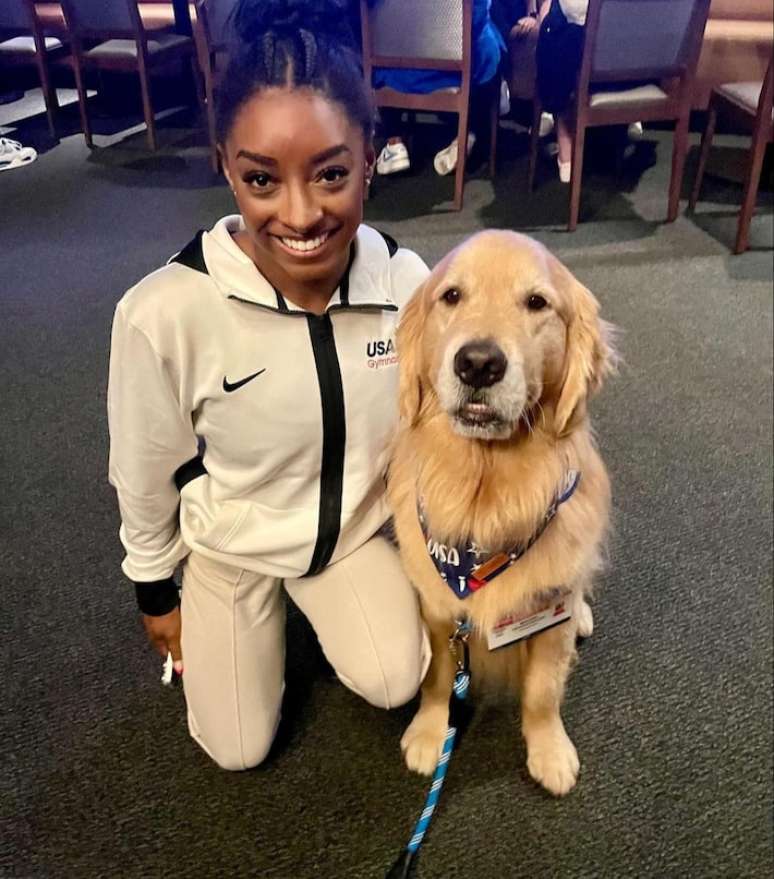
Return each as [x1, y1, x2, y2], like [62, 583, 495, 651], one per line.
[0, 137, 37, 172]
[433, 132, 476, 176]
[376, 141, 410, 175]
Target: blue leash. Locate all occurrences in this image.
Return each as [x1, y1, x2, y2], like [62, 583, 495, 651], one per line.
[387, 620, 472, 879]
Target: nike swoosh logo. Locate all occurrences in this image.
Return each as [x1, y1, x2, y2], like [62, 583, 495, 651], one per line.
[222, 369, 266, 393]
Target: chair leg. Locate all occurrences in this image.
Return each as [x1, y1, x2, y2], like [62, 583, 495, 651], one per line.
[689, 102, 717, 211]
[190, 55, 205, 114]
[667, 112, 690, 223]
[138, 63, 158, 151]
[71, 59, 92, 148]
[203, 70, 219, 174]
[734, 128, 768, 254]
[488, 82, 499, 178]
[568, 122, 586, 232]
[452, 109, 470, 211]
[35, 54, 59, 139]
[527, 99, 542, 191]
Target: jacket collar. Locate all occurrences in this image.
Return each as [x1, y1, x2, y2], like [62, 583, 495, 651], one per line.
[189, 215, 398, 313]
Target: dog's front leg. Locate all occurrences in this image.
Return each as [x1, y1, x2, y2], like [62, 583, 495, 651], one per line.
[521, 622, 579, 796]
[401, 609, 456, 776]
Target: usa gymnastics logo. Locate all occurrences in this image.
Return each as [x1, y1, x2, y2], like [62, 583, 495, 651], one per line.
[366, 338, 398, 370]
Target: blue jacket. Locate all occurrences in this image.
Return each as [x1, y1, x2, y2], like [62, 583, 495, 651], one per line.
[372, 0, 505, 92]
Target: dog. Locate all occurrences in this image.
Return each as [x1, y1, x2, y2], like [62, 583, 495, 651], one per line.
[388, 230, 615, 796]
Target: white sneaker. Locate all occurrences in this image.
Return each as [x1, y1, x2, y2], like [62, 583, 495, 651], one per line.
[376, 141, 410, 175]
[499, 80, 511, 116]
[539, 112, 555, 138]
[627, 121, 644, 141]
[557, 159, 571, 183]
[433, 132, 476, 176]
[0, 137, 37, 172]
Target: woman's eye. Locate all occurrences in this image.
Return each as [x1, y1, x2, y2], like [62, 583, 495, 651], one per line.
[246, 172, 273, 189]
[319, 166, 348, 184]
[527, 294, 548, 311]
[441, 288, 461, 305]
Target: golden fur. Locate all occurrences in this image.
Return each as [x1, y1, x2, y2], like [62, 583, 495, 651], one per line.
[388, 230, 615, 796]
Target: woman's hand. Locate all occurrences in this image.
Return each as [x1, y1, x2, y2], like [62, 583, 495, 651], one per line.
[513, 15, 539, 36]
[143, 607, 183, 674]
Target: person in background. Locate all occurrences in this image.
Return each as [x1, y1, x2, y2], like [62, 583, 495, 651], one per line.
[372, 0, 506, 177]
[536, 0, 642, 182]
[108, 0, 430, 772]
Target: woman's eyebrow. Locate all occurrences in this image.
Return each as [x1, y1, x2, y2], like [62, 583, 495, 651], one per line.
[236, 149, 277, 165]
[310, 144, 352, 165]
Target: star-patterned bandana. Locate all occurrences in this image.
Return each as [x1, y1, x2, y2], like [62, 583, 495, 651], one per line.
[417, 471, 581, 600]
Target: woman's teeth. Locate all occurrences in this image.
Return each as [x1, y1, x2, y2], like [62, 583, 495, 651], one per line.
[279, 232, 330, 252]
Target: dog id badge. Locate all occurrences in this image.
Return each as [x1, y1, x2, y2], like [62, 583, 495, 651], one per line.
[487, 598, 571, 650]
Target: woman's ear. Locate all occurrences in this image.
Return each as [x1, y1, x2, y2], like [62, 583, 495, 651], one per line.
[554, 274, 616, 436]
[396, 282, 427, 426]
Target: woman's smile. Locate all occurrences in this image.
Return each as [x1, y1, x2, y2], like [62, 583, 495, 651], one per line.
[272, 226, 340, 258]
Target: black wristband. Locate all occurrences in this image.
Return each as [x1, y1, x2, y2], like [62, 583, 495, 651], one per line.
[135, 577, 180, 616]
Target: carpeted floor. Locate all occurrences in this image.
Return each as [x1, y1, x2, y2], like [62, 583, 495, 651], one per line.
[2, 89, 772, 879]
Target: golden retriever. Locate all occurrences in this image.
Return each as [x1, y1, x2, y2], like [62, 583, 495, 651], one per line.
[388, 230, 615, 796]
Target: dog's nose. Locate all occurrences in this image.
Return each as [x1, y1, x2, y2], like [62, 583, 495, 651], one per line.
[454, 341, 507, 388]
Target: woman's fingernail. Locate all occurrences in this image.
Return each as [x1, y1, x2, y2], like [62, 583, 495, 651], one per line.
[173, 661, 184, 675]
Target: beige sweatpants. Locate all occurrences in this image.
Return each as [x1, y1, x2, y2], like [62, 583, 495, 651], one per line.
[180, 536, 430, 771]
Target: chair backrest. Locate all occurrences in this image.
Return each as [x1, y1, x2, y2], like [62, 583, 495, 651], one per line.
[360, 0, 471, 70]
[195, 0, 237, 51]
[61, 0, 140, 38]
[0, 0, 34, 31]
[585, 0, 711, 83]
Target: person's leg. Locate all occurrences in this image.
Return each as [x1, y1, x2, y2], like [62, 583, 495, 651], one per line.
[285, 536, 429, 709]
[180, 552, 286, 770]
[556, 113, 572, 181]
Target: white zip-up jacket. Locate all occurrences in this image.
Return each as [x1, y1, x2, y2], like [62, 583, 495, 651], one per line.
[108, 216, 429, 586]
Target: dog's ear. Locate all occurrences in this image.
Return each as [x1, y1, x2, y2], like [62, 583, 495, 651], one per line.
[396, 283, 427, 426]
[554, 271, 616, 436]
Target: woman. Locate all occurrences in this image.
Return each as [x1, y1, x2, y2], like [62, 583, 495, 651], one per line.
[108, 0, 430, 771]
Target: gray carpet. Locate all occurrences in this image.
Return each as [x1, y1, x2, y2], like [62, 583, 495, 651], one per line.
[2, 90, 773, 879]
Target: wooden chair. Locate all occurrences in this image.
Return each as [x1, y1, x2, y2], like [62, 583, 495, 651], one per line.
[0, 0, 66, 137]
[689, 59, 773, 254]
[60, 0, 199, 150]
[360, 0, 498, 211]
[528, 0, 711, 231]
[193, 0, 237, 173]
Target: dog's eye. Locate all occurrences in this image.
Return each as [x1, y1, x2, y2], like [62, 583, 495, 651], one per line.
[441, 288, 461, 305]
[527, 294, 548, 311]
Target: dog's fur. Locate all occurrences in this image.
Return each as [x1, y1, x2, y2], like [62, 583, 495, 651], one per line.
[388, 230, 615, 796]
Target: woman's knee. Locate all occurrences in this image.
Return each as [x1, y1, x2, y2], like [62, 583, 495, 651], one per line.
[340, 630, 430, 710]
[187, 707, 280, 771]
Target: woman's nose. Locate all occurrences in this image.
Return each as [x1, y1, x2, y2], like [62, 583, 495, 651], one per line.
[279, 182, 324, 233]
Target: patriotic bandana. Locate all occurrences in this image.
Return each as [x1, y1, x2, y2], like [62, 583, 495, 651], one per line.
[418, 471, 581, 600]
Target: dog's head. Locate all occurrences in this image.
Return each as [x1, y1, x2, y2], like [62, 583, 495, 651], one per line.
[398, 231, 615, 440]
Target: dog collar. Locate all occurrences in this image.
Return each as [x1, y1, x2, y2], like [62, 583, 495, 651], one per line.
[418, 471, 581, 600]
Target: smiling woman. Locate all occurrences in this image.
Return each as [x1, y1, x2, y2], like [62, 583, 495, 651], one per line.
[107, 0, 431, 772]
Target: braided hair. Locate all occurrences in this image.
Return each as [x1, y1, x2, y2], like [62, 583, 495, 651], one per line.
[216, 0, 373, 144]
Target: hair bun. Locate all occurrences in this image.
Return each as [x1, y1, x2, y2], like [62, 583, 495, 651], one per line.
[233, 0, 353, 45]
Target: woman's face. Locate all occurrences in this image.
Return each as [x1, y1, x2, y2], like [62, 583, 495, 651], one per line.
[221, 87, 374, 296]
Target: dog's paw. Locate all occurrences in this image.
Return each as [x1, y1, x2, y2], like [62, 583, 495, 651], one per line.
[577, 599, 594, 639]
[401, 712, 448, 776]
[526, 727, 580, 797]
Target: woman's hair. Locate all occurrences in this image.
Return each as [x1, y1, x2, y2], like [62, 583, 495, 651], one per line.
[216, 0, 373, 144]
